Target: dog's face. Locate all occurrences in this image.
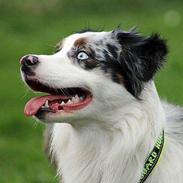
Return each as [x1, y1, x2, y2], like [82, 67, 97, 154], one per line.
[20, 28, 167, 124]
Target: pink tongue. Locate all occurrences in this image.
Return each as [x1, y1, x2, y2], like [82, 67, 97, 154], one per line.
[24, 95, 65, 116]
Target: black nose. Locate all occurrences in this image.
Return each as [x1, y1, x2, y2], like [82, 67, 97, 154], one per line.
[20, 55, 39, 66]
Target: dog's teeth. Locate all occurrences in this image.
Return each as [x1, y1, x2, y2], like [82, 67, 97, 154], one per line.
[45, 100, 49, 107]
[75, 94, 80, 101]
[60, 101, 65, 106]
[67, 99, 73, 104]
[72, 95, 80, 103]
[75, 94, 79, 99]
[71, 97, 76, 102]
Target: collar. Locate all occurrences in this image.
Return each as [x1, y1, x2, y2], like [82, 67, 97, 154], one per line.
[138, 130, 165, 183]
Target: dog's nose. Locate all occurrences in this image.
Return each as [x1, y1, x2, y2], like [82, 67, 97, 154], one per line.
[20, 55, 39, 66]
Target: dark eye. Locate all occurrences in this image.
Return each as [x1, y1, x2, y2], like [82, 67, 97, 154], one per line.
[77, 51, 89, 60]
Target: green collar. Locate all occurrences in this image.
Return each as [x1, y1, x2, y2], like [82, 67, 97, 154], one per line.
[138, 130, 165, 183]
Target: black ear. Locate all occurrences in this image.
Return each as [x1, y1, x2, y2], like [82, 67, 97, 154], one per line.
[115, 30, 168, 98]
[133, 34, 168, 81]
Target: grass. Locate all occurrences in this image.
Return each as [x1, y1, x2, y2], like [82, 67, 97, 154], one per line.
[0, 0, 183, 182]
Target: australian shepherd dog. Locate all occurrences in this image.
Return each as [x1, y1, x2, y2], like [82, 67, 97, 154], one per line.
[20, 28, 183, 183]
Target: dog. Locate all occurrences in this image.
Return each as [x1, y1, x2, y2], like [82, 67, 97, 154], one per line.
[20, 28, 183, 183]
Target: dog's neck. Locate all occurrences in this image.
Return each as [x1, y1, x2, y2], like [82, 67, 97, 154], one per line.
[51, 82, 165, 183]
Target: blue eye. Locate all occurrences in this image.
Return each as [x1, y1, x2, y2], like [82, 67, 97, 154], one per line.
[77, 51, 89, 60]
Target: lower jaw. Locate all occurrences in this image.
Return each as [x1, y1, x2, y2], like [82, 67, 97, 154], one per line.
[34, 108, 79, 123]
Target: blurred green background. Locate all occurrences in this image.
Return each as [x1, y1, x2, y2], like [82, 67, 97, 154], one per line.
[0, 0, 182, 182]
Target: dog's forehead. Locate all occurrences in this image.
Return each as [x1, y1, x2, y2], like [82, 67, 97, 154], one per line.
[60, 31, 111, 53]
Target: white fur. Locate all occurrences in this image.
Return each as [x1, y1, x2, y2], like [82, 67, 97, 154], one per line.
[23, 32, 183, 183]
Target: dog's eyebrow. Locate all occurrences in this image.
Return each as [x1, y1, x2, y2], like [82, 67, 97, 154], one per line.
[74, 37, 87, 47]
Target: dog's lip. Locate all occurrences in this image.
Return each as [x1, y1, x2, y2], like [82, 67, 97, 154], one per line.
[24, 78, 93, 116]
[24, 93, 93, 117]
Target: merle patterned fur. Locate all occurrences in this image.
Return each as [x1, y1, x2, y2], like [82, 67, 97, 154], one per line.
[76, 29, 168, 98]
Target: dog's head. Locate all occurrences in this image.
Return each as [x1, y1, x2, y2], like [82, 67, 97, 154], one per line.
[20, 28, 167, 124]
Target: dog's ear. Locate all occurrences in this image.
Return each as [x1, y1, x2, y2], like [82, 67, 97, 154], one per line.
[113, 29, 168, 97]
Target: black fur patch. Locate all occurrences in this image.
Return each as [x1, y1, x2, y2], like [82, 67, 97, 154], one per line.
[96, 30, 168, 98]
[114, 30, 168, 98]
[106, 44, 118, 59]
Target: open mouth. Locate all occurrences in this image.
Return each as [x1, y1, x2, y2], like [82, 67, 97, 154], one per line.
[24, 79, 93, 117]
